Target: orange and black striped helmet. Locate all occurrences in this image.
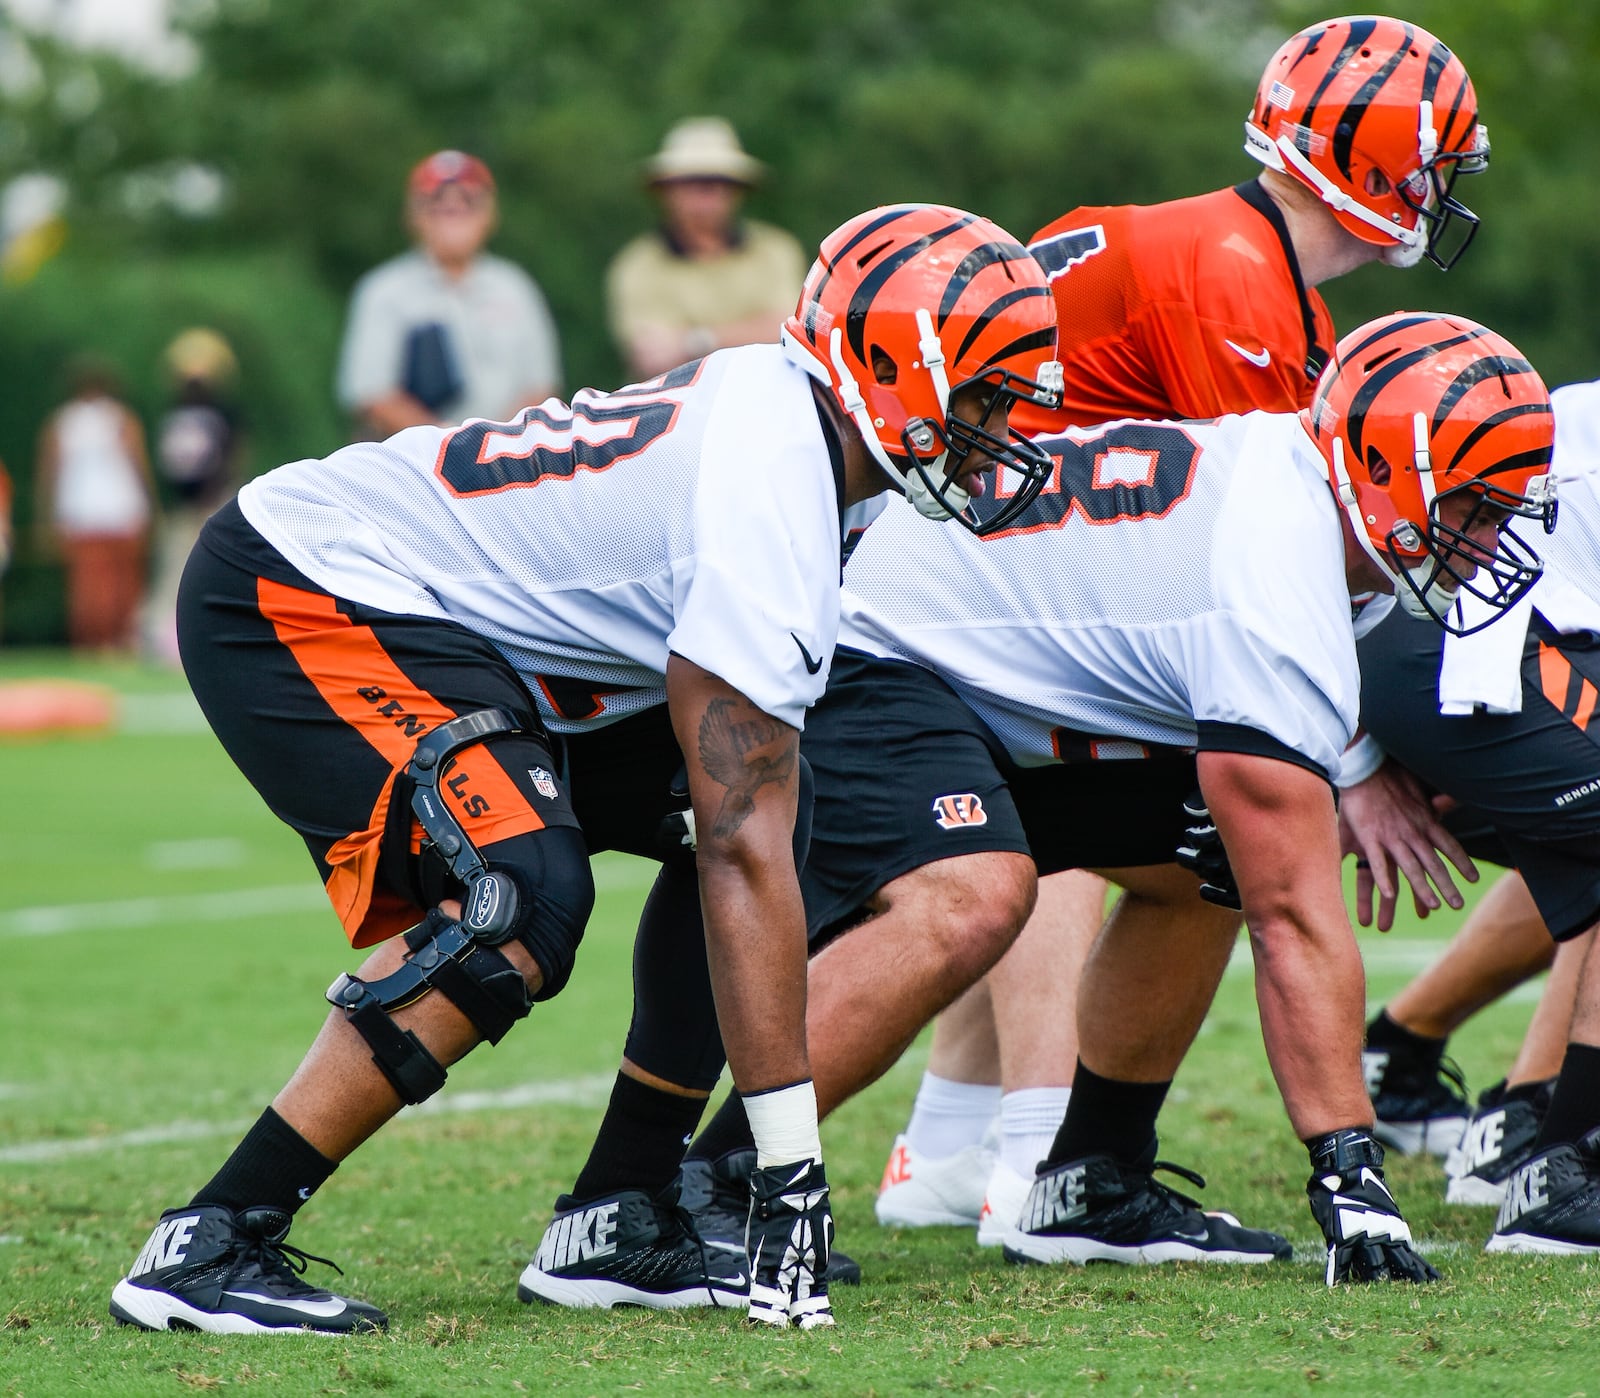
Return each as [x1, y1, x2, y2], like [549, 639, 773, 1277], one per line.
[1302, 311, 1557, 634]
[782, 203, 1063, 535]
[1244, 16, 1489, 269]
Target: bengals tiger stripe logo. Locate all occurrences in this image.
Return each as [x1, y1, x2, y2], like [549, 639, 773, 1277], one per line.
[931, 793, 988, 829]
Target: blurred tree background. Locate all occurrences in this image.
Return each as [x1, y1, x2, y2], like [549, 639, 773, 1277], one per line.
[0, 0, 1596, 642]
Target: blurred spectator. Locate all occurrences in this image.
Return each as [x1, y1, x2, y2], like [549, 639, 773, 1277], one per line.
[34, 356, 154, 654]
[607, 117, 806, 381]
[336, 150, 562, 439]
[145, 327, 246, 664]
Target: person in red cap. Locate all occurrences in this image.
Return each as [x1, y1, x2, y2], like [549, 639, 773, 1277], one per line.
[336, 150, 562, 439]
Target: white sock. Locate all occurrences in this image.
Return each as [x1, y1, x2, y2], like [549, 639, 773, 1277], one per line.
[903, 1072, 1002, 1160]
[999, 1087, 1071, 1179]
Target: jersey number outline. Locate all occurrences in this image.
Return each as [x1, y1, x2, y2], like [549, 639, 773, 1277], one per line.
[434, 361, 701, 497]
[979, 421, 1202, 537]
[1028, 224, 1108, 283]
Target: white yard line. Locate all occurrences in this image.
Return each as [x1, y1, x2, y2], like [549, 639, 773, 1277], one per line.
[0, 1073, 616, 1165]
[0, 858, 656, 939]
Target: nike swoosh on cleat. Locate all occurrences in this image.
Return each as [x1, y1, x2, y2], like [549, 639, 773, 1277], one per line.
[223, 1290, 349, 1318]
[1224, 339, 1271, 368]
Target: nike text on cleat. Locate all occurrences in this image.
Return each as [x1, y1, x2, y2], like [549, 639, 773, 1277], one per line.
[874, 1134, 994, 1228]
[1445, 1080, 1550, 1208]
[108, 1204, 387, 1335]
[1001, 1153, 1291, 1267]
[1486, 1127, 1600, 1256]
[1224, 339, 1271, 368]
[680, 1148, 860, 1286]
[976, 1160, 1033, 1248]
[1364, 1049, 1471, 1157]
[518, 1183, 748, 1310]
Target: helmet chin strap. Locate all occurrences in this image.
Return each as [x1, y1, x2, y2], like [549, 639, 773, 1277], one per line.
[1327, 423, 1451, 618]
[1244, 121, 1424, 251]
[826, 323, 965, 521]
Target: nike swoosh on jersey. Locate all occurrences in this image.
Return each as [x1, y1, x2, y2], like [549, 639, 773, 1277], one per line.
[223, 1290, 349, 1317]
[790, 634, 824, 675]
[1225, 339, 1272, 368]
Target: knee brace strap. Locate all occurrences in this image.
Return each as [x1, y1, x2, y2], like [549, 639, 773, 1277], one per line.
[327, 910, 535, 1105]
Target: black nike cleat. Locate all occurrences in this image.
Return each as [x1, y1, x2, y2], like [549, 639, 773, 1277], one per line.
[1002, 1152, 1292, 1267]
[518, 1182, 749, 1309]
[1486, 1126, 1600, 1255]
[109, 1204, 387, 1335]
[680, 1147, 862, 1286]
[1364, 1048, 1470, 1157]
[1445, 1079, 1551, 1207]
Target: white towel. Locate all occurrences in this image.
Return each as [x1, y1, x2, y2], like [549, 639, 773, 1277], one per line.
[1437, 589, 1534, 715]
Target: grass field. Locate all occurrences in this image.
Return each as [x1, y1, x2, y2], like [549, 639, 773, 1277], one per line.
[3, 652, 1597, 1397]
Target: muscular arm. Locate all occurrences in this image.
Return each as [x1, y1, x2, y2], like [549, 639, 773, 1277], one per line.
[666, 653, 808, 1094]
[1198, 748, 1373, 1138]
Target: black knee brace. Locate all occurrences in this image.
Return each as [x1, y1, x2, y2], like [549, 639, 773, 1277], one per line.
[325, 710, 592, 1103]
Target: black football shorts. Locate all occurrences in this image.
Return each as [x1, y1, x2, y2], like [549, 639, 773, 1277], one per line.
[800, 649, 1200, 942]
[1359, 606, 1600, 941]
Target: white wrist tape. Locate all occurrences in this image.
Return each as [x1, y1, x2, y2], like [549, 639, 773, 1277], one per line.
[743, 1080, 823, 1168]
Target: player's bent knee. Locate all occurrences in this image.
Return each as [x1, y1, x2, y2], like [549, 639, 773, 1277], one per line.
[497, 824, 596, 1002]
[890, 851, 1036, 981]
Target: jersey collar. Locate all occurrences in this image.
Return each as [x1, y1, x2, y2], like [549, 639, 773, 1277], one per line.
[1232, 181, 1329, 385]
[808, 380, 849, 528]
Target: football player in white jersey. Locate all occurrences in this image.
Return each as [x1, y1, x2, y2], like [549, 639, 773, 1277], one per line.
[107, 203, 1065, 1335]
[1337, 381, 1600, 1254]
[681, 311, 1556, 1284]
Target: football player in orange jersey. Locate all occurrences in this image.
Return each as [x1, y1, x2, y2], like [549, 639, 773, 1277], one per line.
[866, 14, 1513, 1241]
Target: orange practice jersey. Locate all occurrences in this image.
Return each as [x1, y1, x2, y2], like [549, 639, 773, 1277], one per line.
[1016, 182, 1335, 433]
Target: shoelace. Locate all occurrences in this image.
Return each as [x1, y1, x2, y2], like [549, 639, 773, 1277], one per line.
[1437, 1055, 1469, 1103]
[663, 1196, 727, 1311]
[1147, 1160, 1208, 1214]
[227, 1229, 344, 1293]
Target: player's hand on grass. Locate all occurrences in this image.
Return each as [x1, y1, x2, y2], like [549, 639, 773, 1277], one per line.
[746, 1158, 835, 1329]
[1306, 1129, 1439, 1285]
[1337, 759, 1477, 931]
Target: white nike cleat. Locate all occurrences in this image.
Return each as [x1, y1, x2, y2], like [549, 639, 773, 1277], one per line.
[874, 1134, 994, 1228]
[977, 1160, 1034, 1248]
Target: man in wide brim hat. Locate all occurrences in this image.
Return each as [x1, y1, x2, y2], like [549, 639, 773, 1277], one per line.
[608, 118, 804, 381]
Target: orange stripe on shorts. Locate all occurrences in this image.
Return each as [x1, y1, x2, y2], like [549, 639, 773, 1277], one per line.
[255, 579, 545, 945]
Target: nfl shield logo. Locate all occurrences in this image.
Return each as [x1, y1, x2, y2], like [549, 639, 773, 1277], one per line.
[529, 766, 559, 800]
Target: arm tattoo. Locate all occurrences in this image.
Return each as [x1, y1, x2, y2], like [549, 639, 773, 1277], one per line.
[696, 696, 797, 840]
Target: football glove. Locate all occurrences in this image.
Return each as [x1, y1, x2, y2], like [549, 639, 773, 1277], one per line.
[746, 1157, 835, 1329]
[1306, 1128, 1439, 1285]
[1174, 788, 1242, 911]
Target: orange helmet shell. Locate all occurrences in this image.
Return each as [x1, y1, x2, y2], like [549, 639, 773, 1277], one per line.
[1302, 311, 1555, 633]
[783, 204, 1058, 464]
[1245, 16, 1488, 263]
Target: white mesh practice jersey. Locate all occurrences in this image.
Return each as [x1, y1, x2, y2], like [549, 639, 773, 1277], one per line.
[839, 411, 1366, 777]
[240, 346, 854, 733]
[1541, 380, 1600, 622]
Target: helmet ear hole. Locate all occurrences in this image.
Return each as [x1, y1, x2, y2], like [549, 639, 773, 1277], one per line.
[1366, 449, 1393, 487]
[871, 348, 898, 386]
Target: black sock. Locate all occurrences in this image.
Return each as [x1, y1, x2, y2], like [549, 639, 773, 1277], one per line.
[684, 1091, 755, 1162]
[190, 1107, 337, 1216]
[569, 1072, 707, 1203]
[1365, 1009, 1445, 1067]
[1045, 1060, 1171, 1168]
[1535, 1044, 1600, 1150]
